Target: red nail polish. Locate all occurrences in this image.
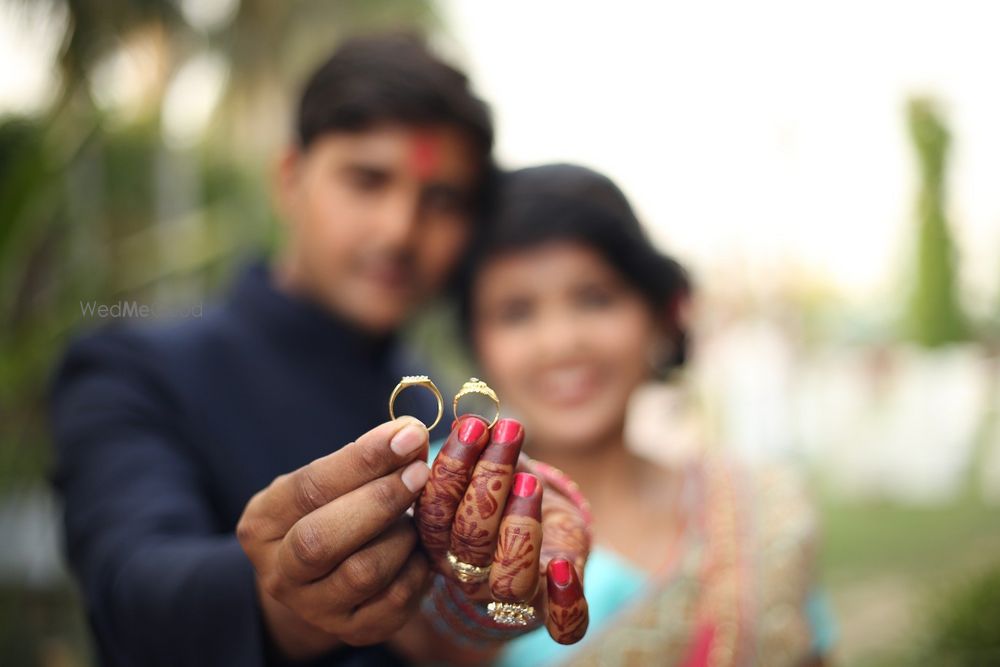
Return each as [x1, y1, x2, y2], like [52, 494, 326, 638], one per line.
[550, 559, 572, 587]
[512, 473, 537, 498]
[458, 417, 487, 445]
[492, 418, 522, 444]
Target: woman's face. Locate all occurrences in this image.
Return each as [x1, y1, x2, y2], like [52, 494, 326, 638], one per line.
[472, 241, 660, 452]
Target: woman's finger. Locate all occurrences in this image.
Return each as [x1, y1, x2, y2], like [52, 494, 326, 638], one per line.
[521, 460, 590, 644]
[489, 472, 542, 602]
[450, 419, 524, 572]
[415, 415, 490, 566]
[537, 478, 590, 577]
[545, 558, 588, 644]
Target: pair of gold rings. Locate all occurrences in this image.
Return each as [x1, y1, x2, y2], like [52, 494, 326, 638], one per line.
[388, 375, 500, 432]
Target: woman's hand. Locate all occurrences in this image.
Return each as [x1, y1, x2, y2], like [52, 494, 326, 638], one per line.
[414, 415, 590, 645]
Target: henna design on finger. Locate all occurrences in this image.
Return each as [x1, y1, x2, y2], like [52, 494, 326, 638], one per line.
[547, 600, 588, 644]
[491, 520, 538, 600]
[490, 473, 542, 603]
[451, 462, 506, 564]
[539, 491, 589, 577]
[416, 454, 469, 559]
[449, 419, 524, 568]
[451, 519, 491, 559]
[414, 417, 489, 564]
[546, 558, 588, 644]
[470, 465, 505, 519]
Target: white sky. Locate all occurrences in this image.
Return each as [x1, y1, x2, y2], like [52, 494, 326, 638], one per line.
[439, 0, 1000, 308]
[0, 1, 65, 115]
[2, 0, 999, 308]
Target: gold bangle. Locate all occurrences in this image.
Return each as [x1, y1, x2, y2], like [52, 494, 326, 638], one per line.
[389, 375, 443, 431]
[452, 377, 500, 429]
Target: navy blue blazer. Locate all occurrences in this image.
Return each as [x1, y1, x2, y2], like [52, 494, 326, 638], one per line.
[47, 259, 439, 666]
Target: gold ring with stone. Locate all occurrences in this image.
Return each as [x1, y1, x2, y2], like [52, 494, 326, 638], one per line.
[446, 551, 491, 584]
[452, 377, 500, 429]
[389, 375, 443, 431]
[487, 601, 537, 626]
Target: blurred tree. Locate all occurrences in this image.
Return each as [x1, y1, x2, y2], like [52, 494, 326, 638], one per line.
[0, 0, 440, 484]
[902, 97, 969, 347]
[43, 0, 442, 157]
[908, 561, 1000, 666]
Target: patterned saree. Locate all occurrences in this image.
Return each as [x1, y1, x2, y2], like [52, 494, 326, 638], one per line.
[497, 456, 826, 667]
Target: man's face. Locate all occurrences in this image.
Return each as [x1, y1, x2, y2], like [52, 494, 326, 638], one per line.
[276, 123, 481, 335]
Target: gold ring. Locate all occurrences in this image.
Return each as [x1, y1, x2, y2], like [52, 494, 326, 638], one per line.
[453, 377, 500, 429]
[487, 601, 537, 626]
[446, 551, 491, 583]
[389, 375, 443, 431]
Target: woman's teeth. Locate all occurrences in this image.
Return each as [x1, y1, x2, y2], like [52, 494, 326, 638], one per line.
[538, 367, 595, 401]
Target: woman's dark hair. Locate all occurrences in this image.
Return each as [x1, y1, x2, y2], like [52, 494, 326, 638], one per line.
[457, 163, 692, 372]
[296, 33, 493, 165]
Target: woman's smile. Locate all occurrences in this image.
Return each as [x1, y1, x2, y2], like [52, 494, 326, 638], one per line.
[531, 364, 605, 408]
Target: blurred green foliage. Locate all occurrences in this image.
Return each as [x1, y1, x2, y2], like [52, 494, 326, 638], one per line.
[820, 493, 1000, 667]
[909, 561, 1000, 666]
[902, 97, 970, 347]
[0, 110, 274, 490]
[0, 0, 439, 489]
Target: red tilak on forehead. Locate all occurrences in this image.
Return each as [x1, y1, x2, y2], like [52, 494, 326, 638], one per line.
[409, 132, 441, 180]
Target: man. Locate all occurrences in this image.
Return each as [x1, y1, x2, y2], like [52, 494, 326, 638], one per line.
[48, 34, 499, 666]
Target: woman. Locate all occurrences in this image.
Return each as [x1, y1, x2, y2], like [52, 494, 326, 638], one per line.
[454, 164, 834, 666]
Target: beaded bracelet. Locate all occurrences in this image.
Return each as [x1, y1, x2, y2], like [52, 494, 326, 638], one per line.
[523, 457, 594, 534]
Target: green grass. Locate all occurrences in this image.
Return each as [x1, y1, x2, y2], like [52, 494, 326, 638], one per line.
[817, 493, 1000, 666]
[821, 495, 1000, 583]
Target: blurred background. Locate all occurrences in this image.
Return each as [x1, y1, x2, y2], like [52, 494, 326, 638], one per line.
[2, 0, 999, 665]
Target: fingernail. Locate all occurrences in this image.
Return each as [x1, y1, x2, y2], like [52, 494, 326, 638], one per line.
[511, 473, 537, 498]
[390, 423, 427, 457]
[458, 416, 487, 445]
[401, 460, 430, 493]
[493, 418, 522, 444]
[549, 559, 573, 587]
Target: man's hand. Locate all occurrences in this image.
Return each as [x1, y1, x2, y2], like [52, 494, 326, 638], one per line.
[236, 418, 433, 659]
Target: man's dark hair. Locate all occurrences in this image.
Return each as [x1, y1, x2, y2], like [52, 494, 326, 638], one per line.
[296, 33, 493, 164]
